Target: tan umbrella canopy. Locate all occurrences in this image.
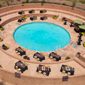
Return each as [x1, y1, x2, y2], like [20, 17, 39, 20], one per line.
[79, 25, 85, 30]
[74, 20, 83, 24]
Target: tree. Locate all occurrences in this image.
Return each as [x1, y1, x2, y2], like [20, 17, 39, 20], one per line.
[26, 0, 29, 3]
[71, 0, 77, 10]
[1, 0, 14, 6]
[41, 0, 46, 6]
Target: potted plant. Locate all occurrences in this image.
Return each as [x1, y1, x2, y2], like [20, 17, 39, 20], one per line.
[2, 44, 9, 50]
[24, 15, 27, 19]
[83, 42, 85, 47]
[0, 28, 4, 31]
[53, 15, 57, 20]
[65, 56, 71, 60]
[0, 38, 3, 42]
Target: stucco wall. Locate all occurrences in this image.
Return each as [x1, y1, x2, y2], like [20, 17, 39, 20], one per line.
[0, 68, 85, 85]
[0, 3, 85, 18]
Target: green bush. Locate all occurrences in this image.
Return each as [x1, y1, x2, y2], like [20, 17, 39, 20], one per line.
[24, 15, 27, 19]
[65, 56, 71, 60]
[62, 3, 67, 6]
[53, 15, 57, 20]
[41, 0, 46, 3]
[26, 0, 28, 3]
[3, 46, 9, 50]
[0, 38, 3, 41]
[0, 28, 3, 31]
[0, 4, 2, 8]
[81, 32, 85, 36]
[83, 42, 85, 47]
[22, 1, 26, 4]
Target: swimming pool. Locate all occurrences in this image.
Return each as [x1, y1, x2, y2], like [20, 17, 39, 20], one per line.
[13, 22, 70, 52]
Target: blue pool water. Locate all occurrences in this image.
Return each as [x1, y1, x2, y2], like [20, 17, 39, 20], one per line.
[13, 22, 70, 52]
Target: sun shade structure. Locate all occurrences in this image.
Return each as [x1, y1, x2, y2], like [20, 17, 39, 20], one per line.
[74, 20, 83, 24]
[79, 25, 85, 30]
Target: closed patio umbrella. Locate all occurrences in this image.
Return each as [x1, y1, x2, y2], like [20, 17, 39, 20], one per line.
[74, 20, 83, 24]
[79, 25, 85, 30]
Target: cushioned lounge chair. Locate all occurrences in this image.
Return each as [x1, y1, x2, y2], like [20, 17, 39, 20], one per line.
[18, 10, 24, 14]
[60, 64, 75, 75]
[33, 52, 45, 62]
[30, 16, 37, 20]
[40, 9, 47, 13]
[40, 16, 47, 20]
[18, 17, 26, 22]
[29, 9, 35, 13]
[49, 52, 61, 61]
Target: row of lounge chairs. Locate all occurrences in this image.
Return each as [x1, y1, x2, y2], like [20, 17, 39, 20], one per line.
[15, 47, 61, 62]
[30, 16, 47, 21]
[14, 60, 75, 76]
[33, 52, 61, 62]
[18, 16, 47, 22]
[18, 9, 47, 15]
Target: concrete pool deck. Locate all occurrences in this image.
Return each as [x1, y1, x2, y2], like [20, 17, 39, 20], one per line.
[0, 8, 85, 78]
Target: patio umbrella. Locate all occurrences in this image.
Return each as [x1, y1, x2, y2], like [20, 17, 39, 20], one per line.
[79, 25, 85, 30]
[74, 20, 83, 24]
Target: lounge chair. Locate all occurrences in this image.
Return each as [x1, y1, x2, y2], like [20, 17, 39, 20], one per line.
[18, 10, 24, 14]
[14, 61, 28, 73]
[60, 64, 75, 75]
[36, 64, 51, 76]
[49, 52, 61, 61]
[18, 17, 26, 23]
[15, 47, 26, 56]
[29, 9, 35, 13]
[40, 16, 47, 20]
[33, 52, 45, 62]
[30, 16, 37, 20]
[40, 9, 47, 13]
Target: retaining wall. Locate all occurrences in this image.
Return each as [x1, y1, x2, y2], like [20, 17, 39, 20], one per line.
[0, 67, 85, 85]
[0, 3, 85, 18]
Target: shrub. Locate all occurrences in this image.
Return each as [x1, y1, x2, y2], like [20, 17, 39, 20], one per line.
[81, 32, 85, 36]
[41, 0, 46, 3]
[0, 28, 3, 31]
[24, 15, 27, 19]
[83, 42, 85, 47]
[26, 0, 28, 3]
[22, 1, 26, 4]
[65, 56, 71, 60]
[0, 38, 3, 41]
[23, 56, 30, 60]
[2, 45, 9, 50]
[53, 15, 57, 20]
[62, 3, 66, 6]
[0, 4, 2, 8]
